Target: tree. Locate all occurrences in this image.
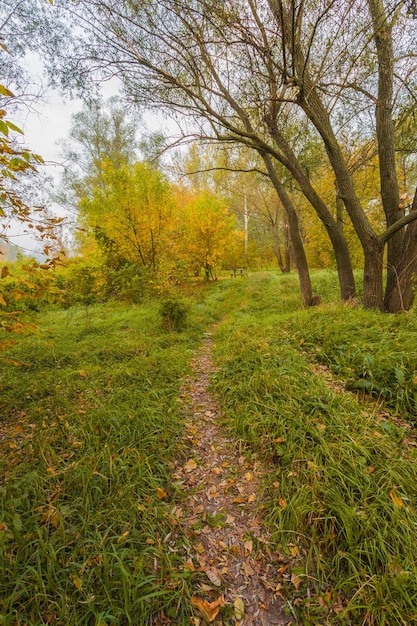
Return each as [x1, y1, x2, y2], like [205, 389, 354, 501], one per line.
[0, 89, 64, 348]
[35, 0, 417, 309]
[178, 190, 241, 279]
[59, 97, 138, 212]
[79, 160, 177, 276]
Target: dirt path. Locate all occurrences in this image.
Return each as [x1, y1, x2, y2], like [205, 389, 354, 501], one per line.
[171, 331, 293, 625]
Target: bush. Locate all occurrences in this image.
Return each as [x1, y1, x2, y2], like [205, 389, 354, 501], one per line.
[159, 297, 188, 331]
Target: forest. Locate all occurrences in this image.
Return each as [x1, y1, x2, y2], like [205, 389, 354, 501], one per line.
[1, 0, 417, 624]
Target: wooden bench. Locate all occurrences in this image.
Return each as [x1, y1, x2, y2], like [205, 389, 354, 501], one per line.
[230, 268, 246, 278]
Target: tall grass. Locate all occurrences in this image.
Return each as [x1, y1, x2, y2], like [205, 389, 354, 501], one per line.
[2, 271, 417, 624]
[212, 272, 417, 624]
[0, 295, 222, 625]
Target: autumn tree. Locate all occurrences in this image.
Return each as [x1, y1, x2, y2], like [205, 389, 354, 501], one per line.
[178, 190, 242, 279]
[79, 160, 177, 276]
[177, 144, 292, 271]
[43, 0, 417, 310]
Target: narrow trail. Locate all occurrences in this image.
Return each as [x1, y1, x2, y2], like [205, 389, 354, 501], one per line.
[171, 331, 293, 625]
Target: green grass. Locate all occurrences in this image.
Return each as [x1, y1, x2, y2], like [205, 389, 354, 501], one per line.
[0, 292, 226, 625]
[2, 271, 417, 625]
[211, 271, 417, 625]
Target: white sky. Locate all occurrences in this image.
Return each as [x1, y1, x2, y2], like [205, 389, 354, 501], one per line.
[7, 53, 177, 256]
[7, 54, 117, 255]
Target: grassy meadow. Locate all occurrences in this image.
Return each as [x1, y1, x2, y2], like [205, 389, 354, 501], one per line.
[1, 271, 417, 624]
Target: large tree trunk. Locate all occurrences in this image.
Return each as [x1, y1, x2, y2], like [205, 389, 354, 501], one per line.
[363, 241, 385, 310]
[384, 191, 417, 311]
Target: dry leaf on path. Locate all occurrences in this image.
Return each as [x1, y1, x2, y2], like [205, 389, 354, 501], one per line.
[206, 567, 222, 586]
[184, 459, 198, 472]
[291, 572, 303, 590]
[234, 597, 245, 620]
[191, 595, 225, 622]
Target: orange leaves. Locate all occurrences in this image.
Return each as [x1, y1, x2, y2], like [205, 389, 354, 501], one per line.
[390, 489, 404, 509]
[191, 595, 225, 622]
[156, 487, 168, 500]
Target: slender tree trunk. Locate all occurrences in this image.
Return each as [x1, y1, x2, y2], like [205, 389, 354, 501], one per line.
[267, 122, 357, 301]
[263, 154, 314, 306]
[367, 0, 409, 312]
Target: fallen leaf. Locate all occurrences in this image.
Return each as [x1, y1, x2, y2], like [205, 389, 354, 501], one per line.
[289, 545, 299, 557]
[244, 540, 253, 554]
[247, 494, 256, 503]
[279, 498, 287, 508]
[70, 574, 83, 589]
[79, 370, 87, 378]
[191, 595, 224, 622]
[206, 567, 222, 586]
[244, 471, 253, 481]
[234, 597, 245, 620]
[291, 572, 302, 590]
[390, 490, 404, 509]
[184, 459, 198, 472]
[117, 531, 129, 543]
[226, 514, 235, 524]
[242, 561, 255, 576]
[207, 486, 218, 499]
[274, 437, 286, 443]
[156, 487, 168, 500]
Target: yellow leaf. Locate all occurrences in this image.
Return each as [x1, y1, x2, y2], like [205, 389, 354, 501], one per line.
[117, 531, 130, 543]
[70, 574, 83, 590]
[184, 459, 198, 472]
[191, 595, 225, 622]
[244, 471, 253, 481]
[79, 370, 87, 378]
[247, 494, 256, 503]
[156, 487, 168, 500]
[234, 597, 245, 620]
[274, 436, 286, 443]
[390, 490, 404, 509]
[289, 544, 300, 557]
[279, 498, 287, 508]
[291, 572, 302, 590]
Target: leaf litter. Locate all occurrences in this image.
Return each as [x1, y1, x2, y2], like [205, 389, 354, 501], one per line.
[156, 331, 294, 625]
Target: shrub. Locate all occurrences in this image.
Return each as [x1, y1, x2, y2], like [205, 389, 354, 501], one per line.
[159, 297, 188, 331]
